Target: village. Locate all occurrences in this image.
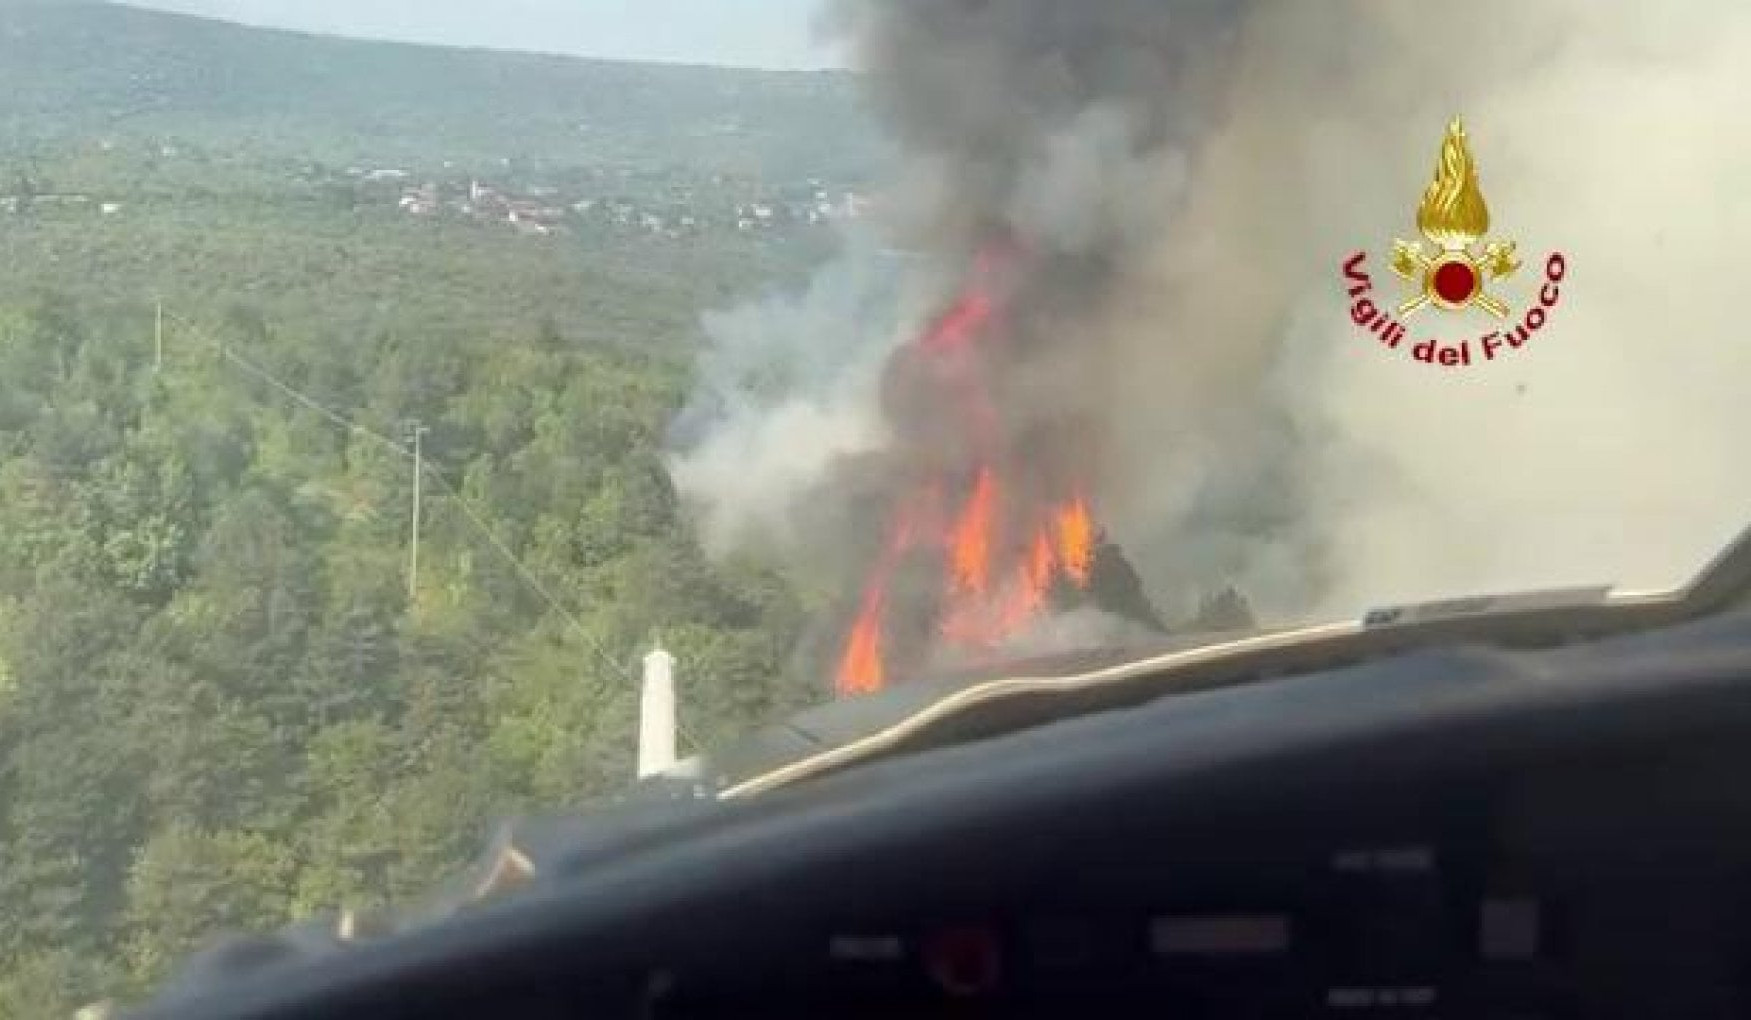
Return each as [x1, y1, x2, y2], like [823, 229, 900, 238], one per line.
[379, 169, 872, 239]
[1, 156, 873, 244]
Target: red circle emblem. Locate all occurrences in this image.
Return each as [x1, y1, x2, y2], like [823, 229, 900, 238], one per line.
[1431, 259, 1479, 305]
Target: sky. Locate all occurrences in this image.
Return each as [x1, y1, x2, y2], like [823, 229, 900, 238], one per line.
[121, 0, 844, 70]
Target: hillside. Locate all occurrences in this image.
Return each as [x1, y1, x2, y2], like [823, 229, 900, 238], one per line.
[0, 3, 870, 1015]
[0, 0, 881, 179]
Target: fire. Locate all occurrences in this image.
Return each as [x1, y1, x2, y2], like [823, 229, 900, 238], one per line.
[948, 467, 997, 595]
[1056, 496, 1095, 587]
[836, 586, 887, 696]
[833, 241, 1103, 697]
[922, 290, 994, 354]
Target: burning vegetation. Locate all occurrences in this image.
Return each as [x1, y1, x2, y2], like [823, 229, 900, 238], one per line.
[834, 239, 1160, 696]
[812, 0, 1255, 696]
[669, 0, 1271, 699]
[670, 0, 1751, 703]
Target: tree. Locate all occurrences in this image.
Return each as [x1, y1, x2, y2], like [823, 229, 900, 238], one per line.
[121, 827, 297, 989]
[0, 949, 114, 1020]
[0, 128, 841, 1005]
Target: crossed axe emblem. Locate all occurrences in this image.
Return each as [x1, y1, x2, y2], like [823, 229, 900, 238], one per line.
[1390, 237, 1521, 319]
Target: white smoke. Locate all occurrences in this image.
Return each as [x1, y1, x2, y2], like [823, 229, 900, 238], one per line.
[667, 230, 924, 557]
[1174, 1, 1751, 617]
[671, 1, 1751, 630]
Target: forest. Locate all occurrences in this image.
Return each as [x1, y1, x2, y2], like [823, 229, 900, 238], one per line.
[0, 199, 837, 1016]
[0, 4, 871, 1015]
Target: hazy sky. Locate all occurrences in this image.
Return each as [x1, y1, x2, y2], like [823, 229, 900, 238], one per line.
[122, 0, 843, 70]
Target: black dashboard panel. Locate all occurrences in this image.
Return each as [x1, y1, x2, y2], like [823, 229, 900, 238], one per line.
[653, 744, 1751, 1019]
[130, 611, 1751, 1020]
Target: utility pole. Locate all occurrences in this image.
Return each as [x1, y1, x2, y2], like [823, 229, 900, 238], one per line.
[153, 298, 164, 372]
[405, 421, 430, 603]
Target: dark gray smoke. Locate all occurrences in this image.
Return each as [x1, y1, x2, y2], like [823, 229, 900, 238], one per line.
[828, 0, 1246, 258]
[673, 0, 1314, 630]
[673, 1, 1751, 632]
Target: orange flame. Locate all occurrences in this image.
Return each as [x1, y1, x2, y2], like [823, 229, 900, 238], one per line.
[934, 483, 1097, 643]
[1056, 496, 1094, 587]
[840, 484, 1100, 695]
[836, 587, 887, 697]
[833, 238, 1103, 698]
[948, 467, 997, 595]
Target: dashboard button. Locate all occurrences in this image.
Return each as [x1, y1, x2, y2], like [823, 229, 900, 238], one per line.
[922, 926, 1002, 998]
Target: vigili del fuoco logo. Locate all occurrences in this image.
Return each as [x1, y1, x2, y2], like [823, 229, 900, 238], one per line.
[1341, 117, 1568, 368]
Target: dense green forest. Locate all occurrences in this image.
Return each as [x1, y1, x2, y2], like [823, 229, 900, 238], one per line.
[0, 5, 870, 1016]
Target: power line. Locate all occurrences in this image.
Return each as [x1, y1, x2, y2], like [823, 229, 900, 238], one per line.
[160, 311, 649, 691]
[162, 309, 718, 755]
[219, 343, 411, 459]
[418, 467, 625, 681]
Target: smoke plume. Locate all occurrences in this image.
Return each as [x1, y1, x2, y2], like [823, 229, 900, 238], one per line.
[669, 0, 1751, 646]
[666, 231, 911, 565]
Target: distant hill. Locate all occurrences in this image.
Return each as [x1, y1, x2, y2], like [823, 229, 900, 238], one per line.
[0, 0, 882, 179]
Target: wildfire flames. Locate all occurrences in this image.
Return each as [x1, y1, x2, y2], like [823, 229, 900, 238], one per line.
[835, 243, 1101, 697]
[664, 3, 1279, 702]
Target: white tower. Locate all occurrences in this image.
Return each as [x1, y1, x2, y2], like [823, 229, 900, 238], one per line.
[638, 645, 678, 779]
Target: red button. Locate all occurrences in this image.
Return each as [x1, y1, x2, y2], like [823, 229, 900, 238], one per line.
[923, 926, 1002, 997]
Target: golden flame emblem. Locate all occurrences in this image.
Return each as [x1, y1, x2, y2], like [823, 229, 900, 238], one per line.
[1391, 117, 1520, 318]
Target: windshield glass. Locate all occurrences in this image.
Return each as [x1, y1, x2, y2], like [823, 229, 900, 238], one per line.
[1, 1, 1744, 1014]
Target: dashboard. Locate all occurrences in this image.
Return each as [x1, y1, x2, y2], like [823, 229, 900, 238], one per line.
[652, 741, 1750, 1019]
[131, 610, 1751, 1020]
